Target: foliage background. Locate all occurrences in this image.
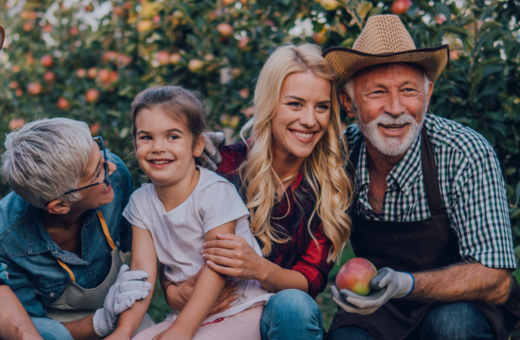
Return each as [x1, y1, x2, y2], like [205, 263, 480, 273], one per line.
[1, 0, 519, 331]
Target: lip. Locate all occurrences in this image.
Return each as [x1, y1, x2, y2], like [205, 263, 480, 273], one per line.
[378, 123, 410, 137]
[289, 129, 318, 143]
[147, 158, 174, 169]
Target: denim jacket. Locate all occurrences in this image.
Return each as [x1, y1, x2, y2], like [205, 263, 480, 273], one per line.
[0, 151, 133, 318]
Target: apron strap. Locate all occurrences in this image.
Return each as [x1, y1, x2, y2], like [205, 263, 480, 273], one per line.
[56, 211, 116, 282]
[420, 128, 444, 217]
[97, 211, 116, 250]
[57, 259, 76, 282]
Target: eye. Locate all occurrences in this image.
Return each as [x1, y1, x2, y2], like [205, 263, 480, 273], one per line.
[168, 135, 179, 140]
[139, 135, 152, 140]
[403, 88, 416, 93]
[287, 101, 302, 108]
[317, 104, 330, 111]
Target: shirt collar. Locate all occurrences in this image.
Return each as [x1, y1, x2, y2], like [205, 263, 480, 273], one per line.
[355, 131, 422, 196]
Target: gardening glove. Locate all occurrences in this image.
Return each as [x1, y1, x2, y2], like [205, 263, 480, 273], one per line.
[92, 264, 152, 337]
[196, 132, 226, 171]
[331, 267, 414, 315]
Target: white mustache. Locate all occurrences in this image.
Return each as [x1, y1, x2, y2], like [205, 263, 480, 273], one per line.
[373, 114, 415, 126]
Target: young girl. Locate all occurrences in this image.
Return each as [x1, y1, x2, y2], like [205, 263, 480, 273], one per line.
[108, 86, 272, 340]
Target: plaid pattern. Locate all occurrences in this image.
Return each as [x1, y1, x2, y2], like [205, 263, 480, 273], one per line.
[217, 142, 334, 298]
[345, 114, 516, 269]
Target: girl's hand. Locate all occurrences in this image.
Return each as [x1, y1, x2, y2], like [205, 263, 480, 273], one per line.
[201, 233, 269, 281]
[165, 265, 239, 315]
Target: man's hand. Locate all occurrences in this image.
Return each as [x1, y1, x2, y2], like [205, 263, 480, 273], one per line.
[196, 132, 225, 171]
[164, 265, 238, 316]
[92, 265, 152, 337]
[331, 267, 414, 315]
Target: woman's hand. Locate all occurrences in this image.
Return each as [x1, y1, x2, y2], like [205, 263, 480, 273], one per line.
[164, 265, 239, 316]
[201, 233, 269, 281]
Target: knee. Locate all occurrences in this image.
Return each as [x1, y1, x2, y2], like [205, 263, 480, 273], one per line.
[262, 289, 322, 326]
[421, 302, 494, 340]
[328, 326, 374, 340]
[31, 318, 73, 340]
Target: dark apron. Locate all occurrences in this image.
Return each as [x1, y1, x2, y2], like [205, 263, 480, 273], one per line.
[327, 128, 520, 340]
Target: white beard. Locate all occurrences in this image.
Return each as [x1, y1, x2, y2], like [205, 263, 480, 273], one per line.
[353, 103, 426, 157]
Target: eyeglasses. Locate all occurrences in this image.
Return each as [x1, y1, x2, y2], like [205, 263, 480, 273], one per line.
[45, 136, 110, 206]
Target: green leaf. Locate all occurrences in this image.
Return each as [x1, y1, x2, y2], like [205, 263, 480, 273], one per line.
[480, 21, 502, 32]
[435, 3, 452, 21]
[119, 127, 129, 139]
[340, 38, 355, 47]
[512, 209, 520, 220]
[407, 4, 419, 17]
[441, 26, 471, 38]
[507, 185, 515, 199]
[357, 2, 373, 20]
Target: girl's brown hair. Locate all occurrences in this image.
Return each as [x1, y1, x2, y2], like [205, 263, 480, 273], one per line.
[131, 85, 206, 146]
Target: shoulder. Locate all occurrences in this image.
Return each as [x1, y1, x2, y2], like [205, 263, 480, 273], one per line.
[425, 114, 496, 161]
[128, 183, 154, 202]
[198, 168, 235, 191]
[0, 193, 30, 255]
[217, 141, 248, 175]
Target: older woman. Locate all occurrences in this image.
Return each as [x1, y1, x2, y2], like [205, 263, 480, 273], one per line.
[161, 44, 354, 340]
[0, 118, 153, 340]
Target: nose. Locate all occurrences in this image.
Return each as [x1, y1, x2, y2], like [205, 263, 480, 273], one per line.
[151, 138, 166, 153]
[384, 90, 405, 117]
[299, 105, 317, 128]
[107, 160, 116, 176]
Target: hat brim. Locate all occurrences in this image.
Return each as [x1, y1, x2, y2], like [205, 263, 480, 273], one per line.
[323, 45, 450, 85]
[0, 26, 4, 52]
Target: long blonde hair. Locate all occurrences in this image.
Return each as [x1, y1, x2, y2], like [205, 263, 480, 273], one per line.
[239, 44, 353, 263]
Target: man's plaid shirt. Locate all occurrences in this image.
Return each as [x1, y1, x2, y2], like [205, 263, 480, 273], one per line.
[345, 114, 516, 269]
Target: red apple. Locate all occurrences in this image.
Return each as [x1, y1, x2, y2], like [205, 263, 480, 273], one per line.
[97, 69, 110, 83]
[169, 53, 181, 65]
[188, 59, 204, 73]
[336, 258, 378, 296]
[77, 68, 86, 78]
[87, 67, 98, 79]
[43, 71, 56, 84]
[90, 122, 101, 135]
[27, 83, 42, 95]
[23, 22, 34, 32]
[41, 55, 54, 68]
[85, 89, 99, 103]
[157, 51, 170, 66]
[15, 89, 23, 97]
[9, 81, 19, 89]
[391, 0, 412, 15]
[9, 118, 25, 130]
[57, 97, 70, 111]
[239, 88, 249, 99]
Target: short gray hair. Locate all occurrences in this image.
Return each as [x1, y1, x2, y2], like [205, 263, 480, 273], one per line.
[344, 70, 431, 105]
[2, 118, 93, 209]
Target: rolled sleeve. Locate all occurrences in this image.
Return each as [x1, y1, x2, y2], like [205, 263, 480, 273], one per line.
[450, 149, 516, 269]
[291, 225, 334, 298]
[0, 263, 7, 286]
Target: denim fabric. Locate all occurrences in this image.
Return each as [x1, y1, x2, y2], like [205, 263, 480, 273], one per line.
[0, 263, 8, 285]
[260, 289, 324, 340]
[328, 302, 495, 340]
[31, 317, 73, 340]
[0, 151, 133, 318]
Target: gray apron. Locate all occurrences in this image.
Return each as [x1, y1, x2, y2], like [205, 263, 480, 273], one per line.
[47, 211, 155, 334]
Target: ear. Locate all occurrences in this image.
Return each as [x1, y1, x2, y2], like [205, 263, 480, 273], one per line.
[339, 89, 355, 119]
[425, 81, 434, 111]
[46, 200, 71, 215]
[193, 134, 206, 158]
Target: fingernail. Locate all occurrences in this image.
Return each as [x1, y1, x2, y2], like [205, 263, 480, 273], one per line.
[203, 243, 207, 248]
[202, 254, 206, 258]
[233, 295, 238, 300]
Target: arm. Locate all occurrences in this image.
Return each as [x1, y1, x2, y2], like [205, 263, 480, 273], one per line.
[410, 262, 511, 304]
[107, 226, 157, 340]
[202, 233, 308, 293]
[0, 285, 43, 340]
[155, 221, 235, 340]
[159, 263, 238, 316]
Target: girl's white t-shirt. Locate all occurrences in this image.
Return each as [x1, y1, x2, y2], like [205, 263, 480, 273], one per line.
[123, 167, 272, 323]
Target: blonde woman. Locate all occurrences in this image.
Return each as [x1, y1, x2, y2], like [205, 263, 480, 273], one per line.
[162, 44, 353, 340]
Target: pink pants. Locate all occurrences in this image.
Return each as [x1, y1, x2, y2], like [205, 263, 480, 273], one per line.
[132, 305, 264, 340]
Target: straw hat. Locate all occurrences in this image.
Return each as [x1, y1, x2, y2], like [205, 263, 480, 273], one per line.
[0, 25, 4, 51]
[323, 15, 449, 84]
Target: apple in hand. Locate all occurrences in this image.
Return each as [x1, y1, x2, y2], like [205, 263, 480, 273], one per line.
[336, 258, 377, 296]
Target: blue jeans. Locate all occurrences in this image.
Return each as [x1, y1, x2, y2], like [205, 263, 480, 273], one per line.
[328, 302, 495, 340]
[260, 289, 324, 340]
[31, 318, 73, 340]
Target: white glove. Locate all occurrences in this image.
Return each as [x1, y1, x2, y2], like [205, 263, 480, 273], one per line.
[196, 132, 226, 171]
[92, 265, 152, 337]
[331, 267, 414, 315]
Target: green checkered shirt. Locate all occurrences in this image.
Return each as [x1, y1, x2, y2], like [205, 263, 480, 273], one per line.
[345, 114, 516, 269]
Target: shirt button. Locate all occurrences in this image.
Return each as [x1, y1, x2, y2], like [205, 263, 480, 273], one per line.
[53, 251, 58, 255]
[50, 292, 55, 297]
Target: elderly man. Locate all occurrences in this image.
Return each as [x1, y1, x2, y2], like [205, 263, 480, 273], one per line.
[324, 15, 519, 340]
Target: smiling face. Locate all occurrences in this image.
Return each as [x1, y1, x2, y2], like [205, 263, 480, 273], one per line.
[271, 71, 332, 163]
[340, 63, 433, 158]
[134, 106, 204, 188]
